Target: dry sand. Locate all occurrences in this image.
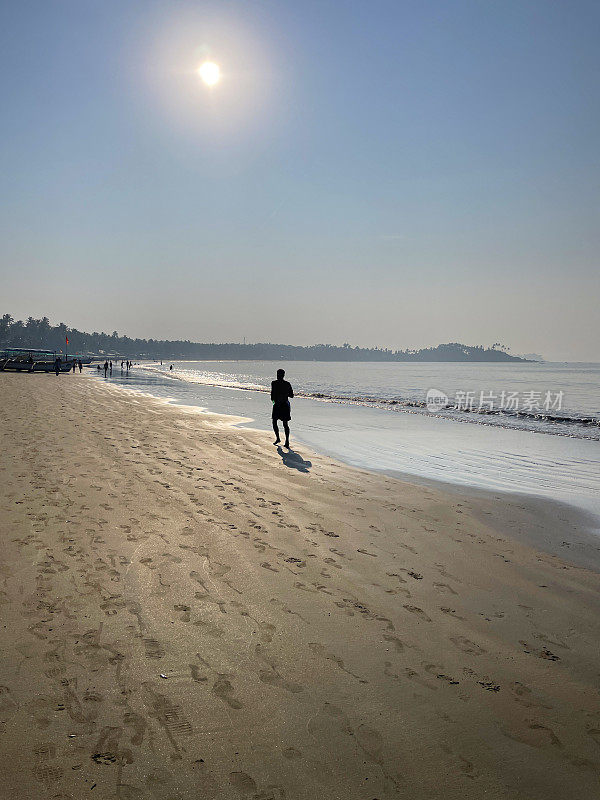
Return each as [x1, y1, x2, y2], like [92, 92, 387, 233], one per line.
[1, 373, 600, 800]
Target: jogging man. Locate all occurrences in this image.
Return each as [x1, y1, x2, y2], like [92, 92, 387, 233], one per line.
[271, 368, 294, 448]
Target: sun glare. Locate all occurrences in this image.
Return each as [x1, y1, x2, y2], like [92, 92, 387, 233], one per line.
[198, 61, 221, 86]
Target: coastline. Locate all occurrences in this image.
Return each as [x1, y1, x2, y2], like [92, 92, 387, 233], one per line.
[102, 370, 600, 573]
[96, 364, 600, 529]
[2, 372, 600, 799]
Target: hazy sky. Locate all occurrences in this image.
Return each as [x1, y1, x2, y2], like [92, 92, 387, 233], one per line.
[1, 0, 598, 360]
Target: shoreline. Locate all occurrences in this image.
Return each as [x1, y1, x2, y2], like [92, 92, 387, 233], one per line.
[98, 370, 600, 572]
[2, 372, 600, 799]
[135, 360, 600, 442]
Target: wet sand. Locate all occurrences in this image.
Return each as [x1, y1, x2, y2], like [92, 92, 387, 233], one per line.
[1, 373, 600, 799]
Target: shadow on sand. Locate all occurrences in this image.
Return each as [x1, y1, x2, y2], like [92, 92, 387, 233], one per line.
[277, 446, 312, 473]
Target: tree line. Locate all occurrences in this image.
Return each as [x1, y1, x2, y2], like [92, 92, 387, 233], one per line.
[0, 314, 526, 362]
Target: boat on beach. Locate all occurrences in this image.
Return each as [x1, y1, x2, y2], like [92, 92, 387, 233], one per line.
[0, 348, 76, 373]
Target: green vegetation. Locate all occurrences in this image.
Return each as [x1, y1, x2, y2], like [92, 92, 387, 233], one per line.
[0, 314, 527, 362]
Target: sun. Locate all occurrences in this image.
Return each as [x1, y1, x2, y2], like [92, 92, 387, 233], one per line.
[198, 61, 221, 87]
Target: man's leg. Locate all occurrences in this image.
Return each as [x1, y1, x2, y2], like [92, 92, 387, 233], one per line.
[283, 421, 290, 448]
[272, 419, 280, 444]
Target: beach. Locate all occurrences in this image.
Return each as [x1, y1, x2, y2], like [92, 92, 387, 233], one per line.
[105, 360, 600, 526]
[1, 373, 600, 800]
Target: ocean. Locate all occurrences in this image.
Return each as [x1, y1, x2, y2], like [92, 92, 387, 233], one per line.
[96, 360, 600, 527]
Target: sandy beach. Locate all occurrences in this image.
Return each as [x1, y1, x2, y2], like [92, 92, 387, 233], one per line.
[1, 373, 600, 800]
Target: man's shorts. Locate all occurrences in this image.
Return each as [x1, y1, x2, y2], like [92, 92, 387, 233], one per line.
[272, 401, 291, 422]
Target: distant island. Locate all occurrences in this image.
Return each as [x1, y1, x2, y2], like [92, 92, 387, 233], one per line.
[0, 314, 528, 362]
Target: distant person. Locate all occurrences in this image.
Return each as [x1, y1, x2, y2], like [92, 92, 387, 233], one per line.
[54, 356, 62, 376]
[78, 359, 82, 372]
[104, 360, 109, 377]
[97, 364, 101, 372]
[271, 368, 293, 448]
[109, 360, 113, 375]
[72, 360, 76, 373]
[170, 364, 173, 371]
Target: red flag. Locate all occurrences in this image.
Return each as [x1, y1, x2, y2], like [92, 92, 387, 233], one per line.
[66, 336, 69, 345]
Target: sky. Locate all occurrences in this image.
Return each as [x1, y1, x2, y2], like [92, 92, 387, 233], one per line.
[0, 0, 599, 361]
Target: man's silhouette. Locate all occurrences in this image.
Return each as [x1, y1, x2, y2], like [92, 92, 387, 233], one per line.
[271, 368, 293, 448]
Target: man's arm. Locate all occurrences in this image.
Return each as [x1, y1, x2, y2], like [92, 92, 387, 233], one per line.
[271, 381, 276, 402]
[288, 382, 294, 399]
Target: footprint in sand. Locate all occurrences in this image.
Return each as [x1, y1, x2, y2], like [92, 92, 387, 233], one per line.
[403, 604, 431, 622]
[500, 721, 562, 750]
[285, 557, 307, 567]
[228, 772, 257, 793]
[439, 606, 465, 620]
[208, 560, 231, 577]
[144, 638, 165, 659]
[307, 702, 353, 740]
[383, 634, 407, 652]
[433, 582, 457, 595]
[189, 570, 208, 591]
[33, 743, 56, 761]
[395, 568, 422, 581]
[282, 747, 302, 759]
[355, 723, 385, 765]
[161, 552, 183, 564]
[477, 680, 500, 692]
[509, 681, 552, 710]
[586, 728, 600, 747]
[144, 692, 193, 751]
[146, 766, 174, 795]
[308, 643, 366, 682]
[259, 622, 276, 642]
[190, 663, 209, 682]
[308, 704, 398, 787]
[538, 647, 560, 661]
[458, 755, 476, 777]
[0, 685, 18, 715]
[174, 604, 191, 622]
[127, 532, 148, 542]
[424, 663, 459, 685]
[450, 636, 486, 655]
[259, 669, 304, 694]
[123, 711, 146, 746]
[93, 724, 133, 766]
[391, 663, 439, 692]
[100, 596, 126, 616]
[32, 764, 64, 787]
[212, 676, 243, 709]
[255, 644, 303, 693]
